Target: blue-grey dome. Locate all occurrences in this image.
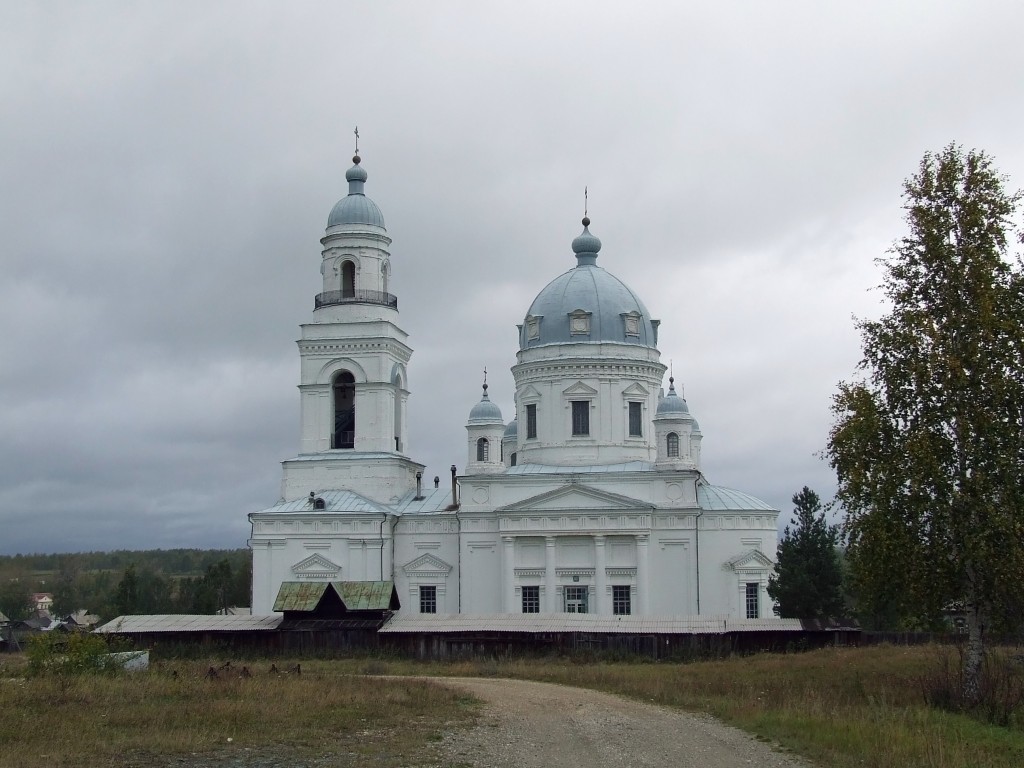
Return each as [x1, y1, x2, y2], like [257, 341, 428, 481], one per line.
[468, 385, 504, 425]
[571, 218, 602, 261]
[503, 418, 518, 438]
[327, 155, 386, 229]
[655, 378, 691, 417]
[521, 220, 657, 350]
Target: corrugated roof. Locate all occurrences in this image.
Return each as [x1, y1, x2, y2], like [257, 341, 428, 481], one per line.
[94, 614, 283, 633]
[380, 613, 802, 635]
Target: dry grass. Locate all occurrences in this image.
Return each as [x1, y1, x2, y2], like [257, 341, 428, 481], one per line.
[342, 645, 1024, 768]
[4, 645, 1024, 767]
[0, 655, 476, 767]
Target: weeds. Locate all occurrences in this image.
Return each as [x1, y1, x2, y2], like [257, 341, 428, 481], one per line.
[921, 646, 1024, 726]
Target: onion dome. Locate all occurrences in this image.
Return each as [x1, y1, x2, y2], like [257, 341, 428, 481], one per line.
[655, 377, 690, 417]
[655, 378, 700, 430]
[327, 154, 386, 229]
[503, 418, 518, 438]
[571, 217, 602, 265]
[521, 217, 657, 349]
[468, 383, 504, 425]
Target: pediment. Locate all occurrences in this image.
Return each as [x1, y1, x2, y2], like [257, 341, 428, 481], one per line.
[498, 484, 653, 513]
[519, 384, 541, 401]
[622, 382, 650, 397]
[562, 381, 599, 397]
[725, 549, 774, 571]
[402, 553, 453, 576]
[291, 553, 341, 578]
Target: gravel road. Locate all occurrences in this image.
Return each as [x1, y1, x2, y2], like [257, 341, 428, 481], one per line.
[432, 677, 810, 768]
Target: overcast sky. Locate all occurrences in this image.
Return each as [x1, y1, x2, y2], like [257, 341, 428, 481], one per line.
[2, 1, 1022, 555]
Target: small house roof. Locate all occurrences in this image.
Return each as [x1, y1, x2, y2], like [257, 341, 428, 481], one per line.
[273, 581, 399, 612]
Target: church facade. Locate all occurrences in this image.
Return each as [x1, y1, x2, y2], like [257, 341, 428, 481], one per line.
[248, 153, 779, 619]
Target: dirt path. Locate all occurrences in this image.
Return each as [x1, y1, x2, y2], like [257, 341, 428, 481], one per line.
[431, 677, 809, 768]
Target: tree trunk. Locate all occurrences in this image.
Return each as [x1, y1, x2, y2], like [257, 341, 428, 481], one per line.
[963, 596, 987, 707]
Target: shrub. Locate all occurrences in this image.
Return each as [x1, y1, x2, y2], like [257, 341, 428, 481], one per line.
[26, 631, 132, 676]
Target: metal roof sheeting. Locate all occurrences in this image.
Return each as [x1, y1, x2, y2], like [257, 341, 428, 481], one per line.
[273, 581, 397, 612]
[335, 581, 396, 611]
[379, 613, 802, 635]
[94, 614, 283, 633]
[273, 581, 332, 612]
[697, 484, 776, 511]
[506, 461, 655, 475]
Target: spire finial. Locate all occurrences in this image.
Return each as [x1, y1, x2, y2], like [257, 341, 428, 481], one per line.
[354, 126, 359, 154]
[482, 367, 488, 395]
[583, 186, 590, 227]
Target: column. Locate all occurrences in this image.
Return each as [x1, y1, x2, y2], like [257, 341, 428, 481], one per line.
[545, 536, 558, 612]
[502, 536, 516, 613]
[636, 534, 650, 615]
[594, 535, 607, 615]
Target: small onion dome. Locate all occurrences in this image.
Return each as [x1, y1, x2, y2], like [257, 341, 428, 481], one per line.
[327, 154, 385, 229]
[571, 216, 602, 265]
[468, 383, 504, 425]
[655, 377, 691, 418]
[503, 418, 518, 438]
[345, 154, 368, 183]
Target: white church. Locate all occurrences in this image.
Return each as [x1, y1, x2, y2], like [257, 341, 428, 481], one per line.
[248, 151, 780, 621]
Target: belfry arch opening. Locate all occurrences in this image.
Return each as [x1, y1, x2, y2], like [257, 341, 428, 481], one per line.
[477, 437, 489, 462]
[341, 260, 356, 297]
[332, 371, 356, 449]
[393, 370, 404, 453]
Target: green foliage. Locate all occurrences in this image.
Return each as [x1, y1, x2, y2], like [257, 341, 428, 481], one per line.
[827, 144, 1024, 692]
[0, 577, 32, 621]
[25, 631, 128, 676]
[0, 548, 251, 621]
[767, 487, 844, 620]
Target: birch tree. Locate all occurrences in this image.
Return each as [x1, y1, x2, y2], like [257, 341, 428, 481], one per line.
[827, 144, 1024, 702]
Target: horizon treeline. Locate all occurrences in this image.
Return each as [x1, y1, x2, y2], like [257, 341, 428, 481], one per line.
[0, 548, 251, 623]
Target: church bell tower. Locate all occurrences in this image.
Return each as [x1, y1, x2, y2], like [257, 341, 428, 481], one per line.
[279, 141, 423, 504]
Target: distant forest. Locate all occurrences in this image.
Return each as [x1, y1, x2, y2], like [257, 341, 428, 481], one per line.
[0, 548, 251, 624]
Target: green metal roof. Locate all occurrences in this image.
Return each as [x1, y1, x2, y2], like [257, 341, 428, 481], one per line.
[334, 581, 395, 610]
[272, 581, 396, 612]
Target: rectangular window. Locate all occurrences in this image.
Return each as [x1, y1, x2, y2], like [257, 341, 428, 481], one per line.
[419, 585, 437, 614]
[745, 582, 759, 619]
[564, 586, 589, 613]
[628, 401, 642, 437]
[612, 585, 631, 615]
[526, 403, 537, 439]
[521, 585, 540, 613]
[571, 401, 590, 436]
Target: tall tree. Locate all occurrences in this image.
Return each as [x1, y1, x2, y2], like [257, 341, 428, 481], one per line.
[827, 144, 1024, 702]
[768, 487, 844, 620]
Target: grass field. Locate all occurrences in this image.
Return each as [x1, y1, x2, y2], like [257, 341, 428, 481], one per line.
[2, 645, 1023, 767]
[0, 655, 476, 767]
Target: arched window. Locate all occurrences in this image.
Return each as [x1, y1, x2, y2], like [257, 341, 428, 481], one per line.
[393, 371, 403, 453]
[667, 432, 679, 458]
[341, 261, 356, 297]
[476, 437, 489, 462]
[510, 452, 517, 467]
[333, 371, 355, 449]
